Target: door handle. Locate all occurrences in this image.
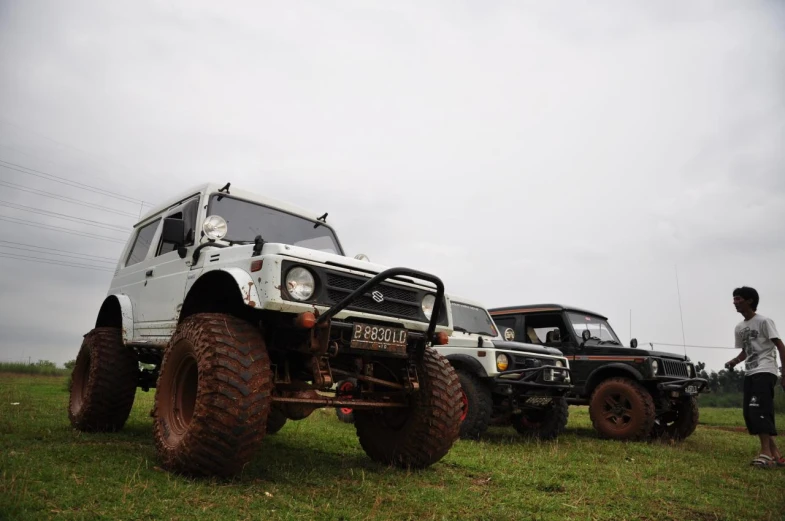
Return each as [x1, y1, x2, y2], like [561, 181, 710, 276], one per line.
[145, 269, 154, 277]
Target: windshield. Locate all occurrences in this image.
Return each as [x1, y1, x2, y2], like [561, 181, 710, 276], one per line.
[452, 302, 498, 337]
[208, 194, 342, 254]
[568, 312, 620, 343]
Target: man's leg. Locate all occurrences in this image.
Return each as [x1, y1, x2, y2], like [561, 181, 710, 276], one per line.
[768, 437, 781, 460]
[759, 434, 773, 458]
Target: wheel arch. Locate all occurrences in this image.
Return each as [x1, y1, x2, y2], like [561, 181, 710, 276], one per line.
[95, 294, 134, 344]
[585, 363, 644, 396]
[445, 354, 489, 378]
[180, 268, 259, 323]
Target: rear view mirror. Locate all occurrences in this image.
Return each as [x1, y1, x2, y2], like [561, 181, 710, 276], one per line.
[630, 338, 638, 348]
[551, 329, 561, 342]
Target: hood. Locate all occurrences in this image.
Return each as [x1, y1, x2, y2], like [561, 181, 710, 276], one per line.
[581, 342, 688, 361]
[492, 340, 565, 357]
[261, 243, 438, 288]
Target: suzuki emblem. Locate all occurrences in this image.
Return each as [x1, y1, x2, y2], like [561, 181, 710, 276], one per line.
[372, 291, 384, 303]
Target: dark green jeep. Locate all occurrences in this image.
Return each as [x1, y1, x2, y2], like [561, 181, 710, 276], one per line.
[489, 304, 708, 441]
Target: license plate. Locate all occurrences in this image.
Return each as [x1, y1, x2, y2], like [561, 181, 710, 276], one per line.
[685, 385, 698, 395]
[350, 323, 408, 355]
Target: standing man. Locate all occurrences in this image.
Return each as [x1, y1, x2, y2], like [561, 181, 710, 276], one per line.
[725, 286, 785, 468]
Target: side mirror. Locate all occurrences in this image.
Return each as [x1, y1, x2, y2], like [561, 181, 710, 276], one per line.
[581, 329, 591, 342]
[162, 217, 186, 258]
[630, 338, 638, 348]
[551, 329, 561, 342]
[503, 328, 515, 341]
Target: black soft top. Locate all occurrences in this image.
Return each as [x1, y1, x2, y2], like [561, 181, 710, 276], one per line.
[488, 304, 608, 321]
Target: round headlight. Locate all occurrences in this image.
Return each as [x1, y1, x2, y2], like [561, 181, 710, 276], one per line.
[285, 267, 315, 301]
[421, 294, 436, 319]
[651, 360, 659, 374]
[496, 353, 509, 372]
[203, 215, 228, 241]
[554, 359, 564, 368]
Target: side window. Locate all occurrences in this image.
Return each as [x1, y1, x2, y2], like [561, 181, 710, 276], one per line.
[157, 198, 199, 256]
[126, 219, 161, 267]
[493, 317, 517, 341]
[522, 313, 571, 347]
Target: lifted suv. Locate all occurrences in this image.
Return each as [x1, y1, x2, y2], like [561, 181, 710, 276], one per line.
[438, 297, 572, 440]
[68, 182, 462, 476]
[489, 304, 708, 441]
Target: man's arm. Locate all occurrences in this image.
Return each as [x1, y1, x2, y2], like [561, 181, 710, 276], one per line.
[726, 328, 746, 369]
[772, 338, 785, 390]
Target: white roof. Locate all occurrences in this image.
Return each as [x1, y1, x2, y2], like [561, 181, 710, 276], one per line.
[136, 182, 327, 225]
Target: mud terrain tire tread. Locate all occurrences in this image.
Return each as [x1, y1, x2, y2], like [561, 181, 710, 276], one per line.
[457, 370, 492, 440]
[512, 396, 569, 440]
[153, 313, 271, 477]
[589, 377, 655, 441]
[69, 327, 138, 432]
[354, 347, 462, 469]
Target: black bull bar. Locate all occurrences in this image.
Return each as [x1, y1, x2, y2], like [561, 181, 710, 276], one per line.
[315, 267, 445, 357]
[493, 365, 573, 391]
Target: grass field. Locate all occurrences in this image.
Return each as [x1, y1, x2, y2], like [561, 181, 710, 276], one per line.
[2, 374, 784, 521]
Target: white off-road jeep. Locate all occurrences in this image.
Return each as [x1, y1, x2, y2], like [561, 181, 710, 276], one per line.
[436, 296, 572, 440]
[68, 182, 462, 476]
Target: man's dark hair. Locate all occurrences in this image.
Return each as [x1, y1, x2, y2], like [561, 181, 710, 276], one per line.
[733, 286, 759, 311]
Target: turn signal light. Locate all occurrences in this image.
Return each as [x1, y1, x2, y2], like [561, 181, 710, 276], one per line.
[434, 331, 450, 345]
[293, 312, 317, 329]
[250, 260, 263, 272]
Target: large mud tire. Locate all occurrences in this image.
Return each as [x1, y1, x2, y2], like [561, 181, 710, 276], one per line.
[651, 397, 699, 441]
[68, 327, 138, 432]
[512, 396, 569, 440]
[266, 408, 288, 435]
[589, 377, 655, 441]
[354, 347, 462, 469]
[457, 370, 492, 440]
[153, 313, 272, 477]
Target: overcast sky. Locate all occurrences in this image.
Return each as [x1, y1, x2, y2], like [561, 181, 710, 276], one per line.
[0, 0, 783, 372]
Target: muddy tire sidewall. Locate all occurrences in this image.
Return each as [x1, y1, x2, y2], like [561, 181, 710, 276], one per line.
[589, 377, 655, 441]
[512, 396, 569, 440]
[457, 370, 492, 440]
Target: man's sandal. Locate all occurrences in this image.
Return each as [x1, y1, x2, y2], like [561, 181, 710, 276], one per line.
[750, 454, 777, 468]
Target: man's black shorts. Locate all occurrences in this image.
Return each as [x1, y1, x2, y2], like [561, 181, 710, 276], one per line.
[743, 373, 778, 436]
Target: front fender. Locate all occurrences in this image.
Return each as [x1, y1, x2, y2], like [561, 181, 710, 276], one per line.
[214, 267, 261, 308]
[586, 363, 644, 393]
[444, 354, 489, 378]
[96, 294, 134, 344]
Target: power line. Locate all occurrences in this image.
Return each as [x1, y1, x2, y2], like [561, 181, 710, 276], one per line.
[643, 341, 738, 350]
[0, 241, 117, 264]
[0, 200, 129, 232]
[0, 215, 127, 243]
[0, 252, 115, 272]
[0, 159, 154, 207]
[0, 179, 139, 217]
[0, 117, 151, 176]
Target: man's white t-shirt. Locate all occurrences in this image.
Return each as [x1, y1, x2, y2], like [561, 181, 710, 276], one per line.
[735, 314, 781, 376]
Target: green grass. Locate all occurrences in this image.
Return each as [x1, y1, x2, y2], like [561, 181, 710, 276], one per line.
[2, 375, 785, 521]
[0, 362, 70, 377]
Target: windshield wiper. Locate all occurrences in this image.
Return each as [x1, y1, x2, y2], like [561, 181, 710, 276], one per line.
[600, 340, 621, 345]
[454, 326, 470, 334]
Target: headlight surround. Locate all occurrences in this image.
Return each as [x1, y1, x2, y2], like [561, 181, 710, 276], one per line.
[496, 353, 509, 372]
[202, 215, 228, 241]
[651, 359, 659, 375]
[285, 267, 316, 301]
[421, 294, 436, 319]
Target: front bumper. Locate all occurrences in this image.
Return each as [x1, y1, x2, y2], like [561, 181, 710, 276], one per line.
[492, 365, 572, 394]
[655, 377, 708, 396]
